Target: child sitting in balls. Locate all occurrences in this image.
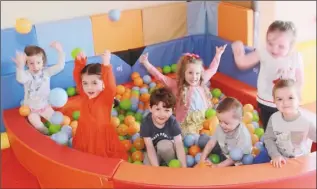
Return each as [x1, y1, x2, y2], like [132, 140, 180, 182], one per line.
[139, 45, 227, 136]
[200, 97, 253, 167]
[72, 50, 128, 160]
[12, 42, 65, 134]
[140, 87, 187, 167]
[262, 79, 316, 168]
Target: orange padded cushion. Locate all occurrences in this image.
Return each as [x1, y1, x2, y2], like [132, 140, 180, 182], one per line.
[218, 2, 253, 46]
[142, 2, 187, 46]
[90, 9, 144, 54]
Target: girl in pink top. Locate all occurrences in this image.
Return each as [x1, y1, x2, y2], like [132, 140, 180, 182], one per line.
[139, 45, 227, 136]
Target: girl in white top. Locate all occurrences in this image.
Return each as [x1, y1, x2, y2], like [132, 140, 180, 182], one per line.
[231, 20, 304, 131]
[12, 42, 65, 134]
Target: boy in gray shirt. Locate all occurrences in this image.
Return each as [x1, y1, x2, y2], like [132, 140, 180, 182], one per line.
[200, 97, 253, 167]
[263, 79, 316, 168]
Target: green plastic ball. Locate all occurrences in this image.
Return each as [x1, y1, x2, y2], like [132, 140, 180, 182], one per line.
[205, 108, 216, 119]
[71, 48, 82, 59]
[66, 87, 76, 97]
[48, 124, 61, 135]
[119, 99, 132, 110]
[162, 65, 172, 74]
[255, 128, 264, 138]
[171, 64, 177, 73]
[212, 88, 222, 98]
[209, 154, 220, 164]
[72, 111, 80, 120]
[168, 159, 181, 168]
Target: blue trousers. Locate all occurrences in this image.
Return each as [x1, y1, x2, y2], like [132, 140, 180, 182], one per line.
[253, 148, 271, 164]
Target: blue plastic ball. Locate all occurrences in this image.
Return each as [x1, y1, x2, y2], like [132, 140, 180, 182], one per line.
[229, 147, 244, 161]
[242, 154, 254, 165]
[186, 155, 195, 167]
[149, 82, 156, 88]
[48, 88, 68, 108]
[111, 109, 118, 117]
[195, 152, 202, 164]
[184, 134, 195, 147]
[252, 121, 259, 129]
[54, 132, 69, 145]
[197, 134, 210, 149]
[50, 111, 64, 125]
[108, 9, 121, 22]
[255, 142, 264, 150]
[61, 125, 72, 139]
[142, 75, 152, 84]
[192, 133, 200, 145]
[131, 104, 138, 112]
[130, 97, 139, 105]
[132, 87, 140, 91]
[140, 87, 148, 94]
[260, 136, 265, 143]
[131, 133, 140, 143]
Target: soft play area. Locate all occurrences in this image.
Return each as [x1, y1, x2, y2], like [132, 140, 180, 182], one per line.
[1, 1, 316, 188]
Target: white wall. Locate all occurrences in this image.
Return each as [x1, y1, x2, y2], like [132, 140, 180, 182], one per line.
[1, 1, 177, 29]
[275, 1, 316, 42]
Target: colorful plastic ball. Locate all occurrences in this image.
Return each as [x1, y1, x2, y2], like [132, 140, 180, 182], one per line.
[162, 65, 172, 74]
[260, 136, 265, 143]
[197, 134, 210, 149]
[186, 155, 195, 167]
[134, 112, 143, 122]
[131, 133, 140, 143]
[1, 132, 10, 149]
[119, 99, 132, 110]
[108, 9, 121, 22]
[15, 18, 32, 34]
[66, 87, 76, 97]
[252, 114, 260, 122]
[72, 111, 80, 120]
[149, 82, 156, 88]
[254, 128, 264, 139]
[194, 152, 202, 164]
[61, 126, 72, 139]
[48, 124, 61, 135]
[52, 132, 69, 145]
[192, 133, 200, 145]
[211, 88, 222, 98]
[142, 75, 152, 84]
[71, 48, 82, 59]
[208, 154, 220, 164]
[252, 121, 259, 129]
[205, 108, 216, 119]
[242, 154, 254, 165]
[50, 111, 64, 125]
[255, 142, 264, 150]
[48, 88, 68, 108]
[19, 105, 30, 117]
[132, 86, 140, 91]
[184, 134, 195, 147]
[140, 87, 148, 94]
[136, 109, 144, 114]
[168, 159, 181, 168]
[171, 64, 177, 73]
[111, 109, 118, 117]
[229, 147, 244, 161]
[131, 104, 138, 112]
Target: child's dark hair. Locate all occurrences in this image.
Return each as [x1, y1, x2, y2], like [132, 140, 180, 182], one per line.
[81, 63, 101, 76]
[267, 20, 297, 39]
[150, 87, 176, 109]
[216, 97, 243, 119]
[24, 45, 47, 65]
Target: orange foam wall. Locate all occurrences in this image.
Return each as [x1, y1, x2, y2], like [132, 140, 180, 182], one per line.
[90, 9, 144, 54]
[218, 2, 254, 46]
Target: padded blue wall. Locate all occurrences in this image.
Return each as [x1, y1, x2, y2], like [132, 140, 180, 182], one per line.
[35, 17, 95, 66]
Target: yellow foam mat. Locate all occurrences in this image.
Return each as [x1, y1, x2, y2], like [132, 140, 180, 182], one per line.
[296, 40, 316, 104]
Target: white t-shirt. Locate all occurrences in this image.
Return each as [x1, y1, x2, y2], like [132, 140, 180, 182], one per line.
[256, 48, 303, 108]
[16, 64, 64, 110]
[263, 109, 316, 158]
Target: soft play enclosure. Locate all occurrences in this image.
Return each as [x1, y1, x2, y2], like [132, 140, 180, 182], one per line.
[1, 1, 316, 188]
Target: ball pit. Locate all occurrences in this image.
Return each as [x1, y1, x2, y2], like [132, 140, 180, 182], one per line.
[4, 72, 316, 188]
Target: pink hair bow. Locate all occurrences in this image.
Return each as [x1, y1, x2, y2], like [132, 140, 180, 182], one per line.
[184, 53, 200, 59]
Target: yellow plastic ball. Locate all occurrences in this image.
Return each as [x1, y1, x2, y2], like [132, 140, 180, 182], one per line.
[15, 18, 32, 34]
[1, 132, 10, 149]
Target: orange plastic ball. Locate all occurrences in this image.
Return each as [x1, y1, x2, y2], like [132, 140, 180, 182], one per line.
[116, 85, 126, 95]
[140, 93, 150, 102]
[121, 140, 132, 151]
[133, 77, 143, 87]
[131, 150, 144, 162]
[133, 137, 145, 150]
[62, 116, 71, 126]
[117, 124, 128, 136]
[188, 145, 201, 157]
[19, 105, 30, 117]
[124, 115, 136, 126]
[131, 72, 140, 80]
[111, 117, 120, 127]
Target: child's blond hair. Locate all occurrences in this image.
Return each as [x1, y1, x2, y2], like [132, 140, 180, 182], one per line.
[175, 54, 211, 106]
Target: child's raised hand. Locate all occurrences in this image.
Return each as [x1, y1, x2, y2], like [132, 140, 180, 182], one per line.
[75, 51, 86, 64]
[12, 51, 27, 69]
[271, 156, 287, 168]
[50, 41, 63, 52]
[101, 50, 111, 66]
[215, 44, 227, 56]
[139, 53, 149, 64]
